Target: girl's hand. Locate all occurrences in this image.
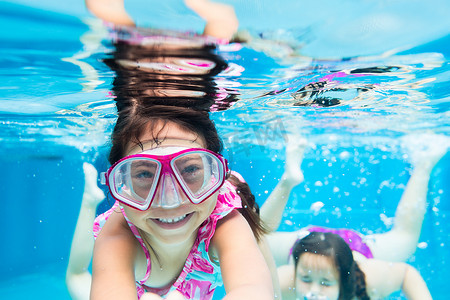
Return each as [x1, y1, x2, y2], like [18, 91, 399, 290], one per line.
[141, 290, 185, 300]
[82, 162, 105, 208]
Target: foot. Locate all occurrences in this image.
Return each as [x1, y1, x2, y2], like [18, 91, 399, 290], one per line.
[82, 162, 105, 207]
[282, 135, 308, 186]
[401, 133, 449, 170]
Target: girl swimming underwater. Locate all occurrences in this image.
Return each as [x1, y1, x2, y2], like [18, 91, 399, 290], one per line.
[88, 105, 273, 300]
[286, 231, 432, 300]
[255, 134, 447, 299]
[261, 134, 448, 266]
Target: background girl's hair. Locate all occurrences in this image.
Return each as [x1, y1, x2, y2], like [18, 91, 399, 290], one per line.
[292, 232, 370, 300]
[354, 263, 370, 300]
[227, 174, 269, 241]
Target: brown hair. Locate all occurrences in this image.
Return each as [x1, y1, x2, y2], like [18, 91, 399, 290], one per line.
[227, 175, 269, 241]
[292, 232, 370, 300]
[103, 41, 238, 112]
[108, 104, 267, 241]
[108, 105, 222, 164]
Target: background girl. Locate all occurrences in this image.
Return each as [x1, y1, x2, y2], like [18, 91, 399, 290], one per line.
[255, 134, 447, 299]
[285, 231, 431, 300]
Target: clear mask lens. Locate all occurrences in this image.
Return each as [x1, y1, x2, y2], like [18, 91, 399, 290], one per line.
[106, 149, 225, 210]
[113, 158, 161, 207]
[172, 151, 221, 202]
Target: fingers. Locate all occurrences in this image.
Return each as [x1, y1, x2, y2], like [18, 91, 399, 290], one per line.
[166, 290, 185, 300]
[140, 293, 163, 300]
[140, 291, 185, 300]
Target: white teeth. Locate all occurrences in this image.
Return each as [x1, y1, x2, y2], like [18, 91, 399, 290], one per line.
[158, 214, 187, 224]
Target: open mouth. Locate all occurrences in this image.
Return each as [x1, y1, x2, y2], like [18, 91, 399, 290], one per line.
[151, 212, 194, 229]
[158, 214, 188, 224]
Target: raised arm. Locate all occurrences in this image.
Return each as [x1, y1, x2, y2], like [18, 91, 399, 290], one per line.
[85, 0, 135, 26]
[360, 259, 432, 300]
[212, 210, 274, 299]
[260, 135, 307, 232]
[401, 265, 433, 300]
[66, 163, 105, 300]
[276, 264, 296, 300]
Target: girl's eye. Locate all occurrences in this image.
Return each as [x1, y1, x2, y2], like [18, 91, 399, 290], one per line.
[301, 276, 312, 283]
[179, 164, 203, 184]
[182, 165, 200, 174]
[321, 280, 333, 287]
[181, 164, 204, 182]
[134, 170, 154, 179]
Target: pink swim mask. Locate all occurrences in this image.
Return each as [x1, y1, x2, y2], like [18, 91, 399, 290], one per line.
[101, 147, 229, 210]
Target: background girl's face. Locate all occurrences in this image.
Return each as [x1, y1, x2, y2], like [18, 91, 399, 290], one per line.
[295, 253, 340, 300]
[122, 121, 218, 245]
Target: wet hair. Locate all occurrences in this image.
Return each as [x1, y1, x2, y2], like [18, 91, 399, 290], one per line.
[108, 104, 267, 241]
[227, 175, 269, 241]
[292, 232, 369, 300]
[103, 41, 239, 112]
[108, 105, 222, 164]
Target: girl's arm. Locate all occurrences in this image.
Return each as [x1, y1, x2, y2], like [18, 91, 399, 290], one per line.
[85, 0, 135, 26]
[360, 259, 432, 300]
[401, 265, 433, 300]
[90, 210, 140, 300]
[260, 135, 307, 232]
[212, 210, 273, 299]
[66, 163, 105, 300]
[277, 264, 297, 300]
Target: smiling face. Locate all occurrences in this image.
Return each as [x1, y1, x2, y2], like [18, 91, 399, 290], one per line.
[121, 121, 218, 245]
[295, 253, 340, 300]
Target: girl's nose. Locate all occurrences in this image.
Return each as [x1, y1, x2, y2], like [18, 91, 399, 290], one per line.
[152, 173, 188, 209]
[309, 282, 321, 294]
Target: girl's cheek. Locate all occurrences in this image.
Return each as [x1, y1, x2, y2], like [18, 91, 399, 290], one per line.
[296, 281, 310, 295]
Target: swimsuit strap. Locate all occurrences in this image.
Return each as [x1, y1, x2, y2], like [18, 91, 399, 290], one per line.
[92, 202, 152, 285]
[119, 204, 152, 284]
[172, 180, 242, 299]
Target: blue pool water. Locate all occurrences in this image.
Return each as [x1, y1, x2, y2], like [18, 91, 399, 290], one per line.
[1, 0, 449, 299]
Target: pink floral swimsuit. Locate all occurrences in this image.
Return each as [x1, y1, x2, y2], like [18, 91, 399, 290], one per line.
[93, 180, 242, 299]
